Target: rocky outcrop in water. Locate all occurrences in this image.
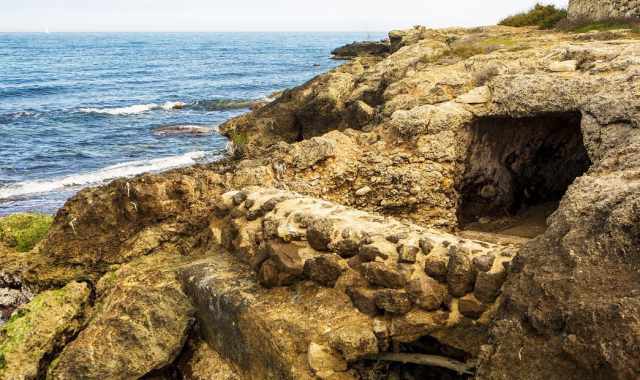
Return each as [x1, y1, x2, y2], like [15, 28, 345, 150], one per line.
[2, 24, 640, 379]
[331, 40, 390, 59]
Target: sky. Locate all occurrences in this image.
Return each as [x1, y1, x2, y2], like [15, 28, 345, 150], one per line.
[0, 0, 569, 32]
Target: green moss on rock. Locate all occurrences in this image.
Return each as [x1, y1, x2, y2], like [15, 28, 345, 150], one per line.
[0, 213, 53, 252]
[0, 281, 89, 380]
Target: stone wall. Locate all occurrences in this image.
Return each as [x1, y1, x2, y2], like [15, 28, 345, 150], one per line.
[568, 0, 640, 20]
[211, 187, 518, 356]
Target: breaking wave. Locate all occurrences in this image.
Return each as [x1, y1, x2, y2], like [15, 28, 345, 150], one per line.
[0, 151, 214, 200]
[77, 98, 272, 116]
[79, 101, 186, 115]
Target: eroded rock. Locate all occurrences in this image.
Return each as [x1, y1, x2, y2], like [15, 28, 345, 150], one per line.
[48, 254, 194, 380]
[0, 282, 89, 380]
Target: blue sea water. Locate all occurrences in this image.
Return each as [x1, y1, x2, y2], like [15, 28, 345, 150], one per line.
[0, 32, 385, 216]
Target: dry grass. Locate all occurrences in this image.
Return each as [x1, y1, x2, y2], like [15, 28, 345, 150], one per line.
[472, 65, 501, 86]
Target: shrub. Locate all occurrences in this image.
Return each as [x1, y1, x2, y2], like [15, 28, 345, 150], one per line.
[473, 65, 501, 86]
[555, 17, 640, 34]
[0, 213, 53, 252]
[499, 3, 567, 29]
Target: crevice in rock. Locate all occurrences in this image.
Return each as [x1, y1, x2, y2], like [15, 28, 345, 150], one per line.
[353, 336, 473, 379]
[294, 114, 305, 142]
[458, 112, 591, 238]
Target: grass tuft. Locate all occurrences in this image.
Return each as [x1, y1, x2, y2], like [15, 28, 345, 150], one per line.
[499, 3, 567, 29]
[0, 213, 53, 252]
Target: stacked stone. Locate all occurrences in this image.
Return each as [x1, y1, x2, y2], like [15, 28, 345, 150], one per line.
[214, 188, 515, 334]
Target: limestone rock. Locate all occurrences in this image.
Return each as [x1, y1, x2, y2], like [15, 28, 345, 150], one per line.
[307, 343, 348, 379]
[446, 248, 476, 297]
[258, 242, 304, 287]
[406, 273, 447, 311]
[568, 0, 640, 20]
[361, 262, 406, 289]
[459, 294, 487, 319]
[358, 243, 391, 262]
[331, 41, 390, 59]
[474, 267, 507, 304]
[346, 287, 379, 316]
[456, 86, 492, 104]
[425, 254, 449, 283]
[303, 255, 348, 287]
[307, 219, 336, 252]
[390, 309, 449, 343]
[48, 254, 194, 380]
[328, 321, 378, 362]
[549, 60, 578, 72]
[397, 244, 419, 263]
[0, 282, 89, 380]
[177, 338, 240, 380]
[374, 289, 412, 314]
[288, 137, 337, 170]
[354, 186, 372, 197]
[180, 252, 371, 379]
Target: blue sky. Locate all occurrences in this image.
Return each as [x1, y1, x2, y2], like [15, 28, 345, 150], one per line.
[1, 0, 569, 32]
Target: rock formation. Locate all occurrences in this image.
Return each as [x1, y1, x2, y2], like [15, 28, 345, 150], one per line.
[331, 40, 391, 59]
[2, 24, 640, 379]
[568, 0, 640, 20]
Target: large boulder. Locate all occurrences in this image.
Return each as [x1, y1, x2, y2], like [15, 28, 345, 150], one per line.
[179, 251, 375, 380]
[47, 253, 194, 379]
[0, 281, 89, 380]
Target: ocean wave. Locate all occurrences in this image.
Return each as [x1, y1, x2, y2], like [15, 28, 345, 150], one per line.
[79, 101, 186, 115]
[0, 111, 39, 124]
[0, 151, 214, 200]
[77, 97, 272, 116]
[0, 85, 64, 99]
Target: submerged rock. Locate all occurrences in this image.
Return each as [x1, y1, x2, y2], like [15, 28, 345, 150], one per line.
[152, 124, 216, 137]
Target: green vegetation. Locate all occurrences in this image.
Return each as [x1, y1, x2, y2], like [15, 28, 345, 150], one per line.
[229, 130, 248, 148]
[0, 213, 53, 252]
[556, 17, 640, 34]
[499, 3, 567, 29]
[0, 283, 89, 377]
[438, 36, 521, 62]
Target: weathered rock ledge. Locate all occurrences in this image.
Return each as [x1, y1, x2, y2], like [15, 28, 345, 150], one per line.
[2, 24, 640, 380]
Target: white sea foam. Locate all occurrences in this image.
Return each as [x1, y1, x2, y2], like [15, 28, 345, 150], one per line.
[79, 101, 186, 115]
[161, 101, 186, 110]
[0, 151, 211, 200]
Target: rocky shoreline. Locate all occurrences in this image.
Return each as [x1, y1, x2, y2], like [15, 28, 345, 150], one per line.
[2, 23, 640, 380]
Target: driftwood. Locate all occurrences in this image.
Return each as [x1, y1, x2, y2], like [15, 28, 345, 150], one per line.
[364, 353, 476, 375]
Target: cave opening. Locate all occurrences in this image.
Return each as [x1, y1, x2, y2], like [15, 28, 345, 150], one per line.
[458, 112, 591, 238]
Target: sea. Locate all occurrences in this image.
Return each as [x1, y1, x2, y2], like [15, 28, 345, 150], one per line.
[0, 32, 385, 216]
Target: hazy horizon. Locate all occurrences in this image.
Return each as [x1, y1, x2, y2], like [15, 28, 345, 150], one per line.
[3, 0, 568, 33]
